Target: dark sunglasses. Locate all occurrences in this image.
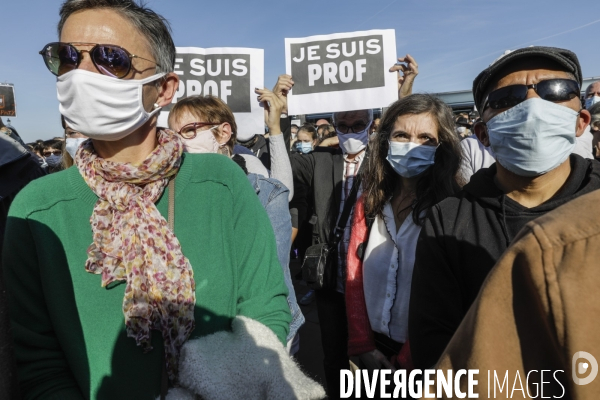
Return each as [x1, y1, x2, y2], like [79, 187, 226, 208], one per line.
[484, 79, 580, 111]
[39, 42, 157, 79]
[177, 122, 219, 139]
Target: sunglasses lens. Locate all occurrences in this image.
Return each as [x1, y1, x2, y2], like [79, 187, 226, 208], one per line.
[40, 43, 78, 76]
[488, 85, 528, 109]
[537, 79, 579, 102]
[91, 45, 131, 78]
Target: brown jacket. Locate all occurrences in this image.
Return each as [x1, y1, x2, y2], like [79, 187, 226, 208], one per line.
[435, 189, 600, 399]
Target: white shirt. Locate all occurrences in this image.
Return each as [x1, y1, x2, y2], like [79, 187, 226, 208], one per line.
[362, 202, 422, 343]
[459, 136, 495, 183]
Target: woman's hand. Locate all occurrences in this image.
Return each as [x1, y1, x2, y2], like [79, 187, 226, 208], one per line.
[272, 74, 294, 115]
[358, 349, 396, 372]
[389, 54, 419, 99]
[256, 88, 285, 136]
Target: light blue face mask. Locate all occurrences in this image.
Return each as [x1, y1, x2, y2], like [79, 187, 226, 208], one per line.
[386, 141, 438, 178]
[585, 96, 600, 110]
[486, 97, 578, 177]
[296, 141, 313, 154]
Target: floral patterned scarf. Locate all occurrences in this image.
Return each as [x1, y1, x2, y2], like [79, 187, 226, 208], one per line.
[75, 129, 195, 380]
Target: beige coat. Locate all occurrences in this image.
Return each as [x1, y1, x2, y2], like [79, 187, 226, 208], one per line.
[435, 189, 600, 399]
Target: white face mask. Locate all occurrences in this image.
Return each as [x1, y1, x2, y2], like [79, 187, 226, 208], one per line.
[57, 69, 165, 141]
[182, 126, 223, 154]
[336, 121, 372, 155]
[585, 96, 600, 109]
[65, 137, 87, 159]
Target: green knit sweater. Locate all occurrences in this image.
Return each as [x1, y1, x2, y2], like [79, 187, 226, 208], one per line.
[2, 153, 291, 400]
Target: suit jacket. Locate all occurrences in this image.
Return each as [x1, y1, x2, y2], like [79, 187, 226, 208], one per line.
[290, 147, 345, 246]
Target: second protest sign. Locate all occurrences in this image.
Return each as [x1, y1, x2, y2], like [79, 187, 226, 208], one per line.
[159, 47, 264, 141]
[285, 29, 398, 115]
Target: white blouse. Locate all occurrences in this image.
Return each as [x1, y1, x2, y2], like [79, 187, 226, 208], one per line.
[362, 201, 422, 343]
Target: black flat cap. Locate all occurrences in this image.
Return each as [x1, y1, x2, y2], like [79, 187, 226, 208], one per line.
[472, 46, 582, 112]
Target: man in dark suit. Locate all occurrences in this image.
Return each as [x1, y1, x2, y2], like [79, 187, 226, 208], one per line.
[291, 108, 373, 399]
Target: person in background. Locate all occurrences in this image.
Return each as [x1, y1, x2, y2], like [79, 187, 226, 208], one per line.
[293, 124, 318, 154]
[291, 123, 299, 141]
[434, 188, 600, 399]
[370, 117, 381, 135]
[346, 94, 463, 373]
[167, 93, 304, 354]
[0, 132, 46, 400]
[3, 1, 291, 398]
[585, 80, 600, 109]
[410, 46, 600, 370]
[455, 115, 472, 138]
[291, 104, 373, 398]
[61, 116, 88, 169]
[589, 102, 600, 160]
[41, 138, 64, 173]
[317, 123, 336, 143]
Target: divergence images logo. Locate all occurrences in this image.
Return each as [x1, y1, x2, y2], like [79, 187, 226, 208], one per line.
[572, 351, 598, 385]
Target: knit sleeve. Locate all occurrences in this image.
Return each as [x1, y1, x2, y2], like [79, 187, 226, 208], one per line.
[345, 197, 376, 356]
[2, 193, 84, 400]
[231, 167, 292, 345]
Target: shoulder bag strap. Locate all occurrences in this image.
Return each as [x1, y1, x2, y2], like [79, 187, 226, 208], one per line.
[330, 172, 362, 248]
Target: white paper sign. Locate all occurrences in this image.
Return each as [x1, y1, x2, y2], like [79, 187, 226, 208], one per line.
[285, 29, 397, 115]
[159, 47, 264, 141]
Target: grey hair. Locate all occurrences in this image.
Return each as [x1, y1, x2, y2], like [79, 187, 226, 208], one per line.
[57, 0, 175, 74]
[332, 109, 374, 124]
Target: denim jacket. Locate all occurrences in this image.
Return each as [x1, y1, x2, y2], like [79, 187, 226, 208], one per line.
[247, 173, 305, 341]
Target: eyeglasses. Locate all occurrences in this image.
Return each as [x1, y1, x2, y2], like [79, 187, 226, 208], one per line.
[39, 42, 157, 79]
[483, 79, 580, 111]
[177, 122, 219, 139]
[334, 122, 368, 134]
[43, 150, 62, 156]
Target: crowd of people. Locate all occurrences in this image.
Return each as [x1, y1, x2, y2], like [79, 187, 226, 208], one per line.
[1, 0, 600, 399]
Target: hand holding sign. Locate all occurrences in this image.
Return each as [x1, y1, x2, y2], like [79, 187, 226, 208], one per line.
[256, 88, 285, 136]
[272, 74, 294, 115]
[285, 30, 397, 115]
[389, 54, 419, 99]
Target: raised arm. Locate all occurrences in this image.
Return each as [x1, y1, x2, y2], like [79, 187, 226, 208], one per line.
[389, 54, 419, 99]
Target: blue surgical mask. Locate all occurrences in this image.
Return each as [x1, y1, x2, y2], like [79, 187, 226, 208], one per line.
[585, 96, 600, 109]
[65, 137, 87, 159]
[296, 142, 313, 154]
[45, 154, 62, 168]
[386, 141, 437, 178]
[486, 98, 578, 177]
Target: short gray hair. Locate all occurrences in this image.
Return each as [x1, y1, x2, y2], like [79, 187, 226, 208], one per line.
[57, 0, 175, 74]
[332, 109, 374, 124]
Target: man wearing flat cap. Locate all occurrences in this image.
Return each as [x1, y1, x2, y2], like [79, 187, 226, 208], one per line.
[409, 46, 600, 369]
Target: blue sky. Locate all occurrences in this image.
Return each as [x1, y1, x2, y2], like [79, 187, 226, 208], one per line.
[1, 0, 599, 143]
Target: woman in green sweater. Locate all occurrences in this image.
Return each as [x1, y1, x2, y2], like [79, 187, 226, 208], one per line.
[2, 1, 291, 399]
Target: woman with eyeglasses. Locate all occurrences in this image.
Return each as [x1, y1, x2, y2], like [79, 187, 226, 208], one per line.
[167, 93, 305, 355]
[2, 2, 292, 398]
[345, 94, 463, 374]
